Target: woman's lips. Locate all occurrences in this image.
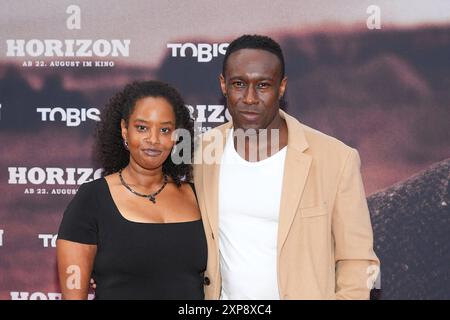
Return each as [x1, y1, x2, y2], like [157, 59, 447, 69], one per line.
[142, 148, 163, 157]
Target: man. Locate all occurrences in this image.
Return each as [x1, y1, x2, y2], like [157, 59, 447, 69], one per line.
[193, 34, 380, 300]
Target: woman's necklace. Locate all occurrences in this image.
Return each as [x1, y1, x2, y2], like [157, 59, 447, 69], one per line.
[119, 169, 168, 204]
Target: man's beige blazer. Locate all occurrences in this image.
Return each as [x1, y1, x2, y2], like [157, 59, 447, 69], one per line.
[193, 109, 380, 299]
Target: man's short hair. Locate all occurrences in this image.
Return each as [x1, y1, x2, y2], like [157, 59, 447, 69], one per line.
[222, 34, 285, 80]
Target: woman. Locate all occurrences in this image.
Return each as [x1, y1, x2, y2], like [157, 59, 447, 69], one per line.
[56, 80, 207, 300]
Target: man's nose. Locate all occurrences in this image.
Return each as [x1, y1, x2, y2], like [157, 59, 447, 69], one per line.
[243, 86, 258, 105]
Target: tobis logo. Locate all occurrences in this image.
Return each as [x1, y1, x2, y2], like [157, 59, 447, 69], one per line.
[167, 43, 228, 62]
[36, 107, 100, 127]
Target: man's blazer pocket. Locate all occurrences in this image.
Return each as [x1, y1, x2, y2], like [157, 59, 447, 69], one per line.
[299, 204, 328, 218]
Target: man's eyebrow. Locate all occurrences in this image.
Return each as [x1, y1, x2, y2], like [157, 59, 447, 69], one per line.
[228, 75, 275, 81]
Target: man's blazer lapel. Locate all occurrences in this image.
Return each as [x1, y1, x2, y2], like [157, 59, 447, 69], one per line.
[277, 110, 311, 253]
[201, 123, 231, 240]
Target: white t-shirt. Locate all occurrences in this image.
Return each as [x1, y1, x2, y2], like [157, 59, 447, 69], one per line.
[219, 128, 287, 300]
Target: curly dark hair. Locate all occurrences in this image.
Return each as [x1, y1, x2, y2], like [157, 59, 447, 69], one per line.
[95, 80, 194, 185]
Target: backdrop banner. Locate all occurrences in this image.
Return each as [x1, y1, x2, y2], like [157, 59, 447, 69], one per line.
[1, 0, 449, 300]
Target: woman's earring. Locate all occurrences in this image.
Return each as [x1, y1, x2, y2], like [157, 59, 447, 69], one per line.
[124, 140, 129, 150]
